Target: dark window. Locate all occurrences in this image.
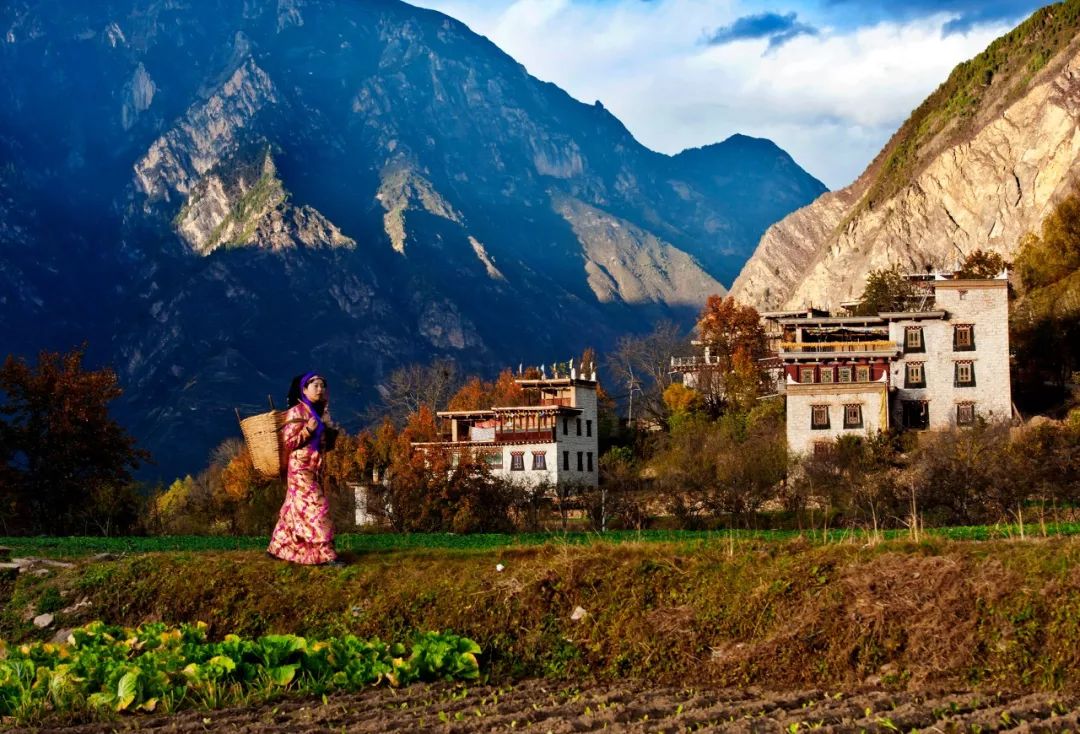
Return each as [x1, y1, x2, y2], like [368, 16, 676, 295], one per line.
[843, 404, 863, 429]
[563, 418, 568, 435]
[904, 327, 925, 353]
[955, 361, 975, 387]
[510, 452, 525, 471]
[838, 367, 852, 383]
[586, 419, 592, 437]
[576, 418, 582, 436]
[577, 451, 583, 471]
[563, 451, 570, 470]
[813, 441, 833, 458]
[586, 452, 594, 472]
[819, 367, 834, 384]
[485, 451, 503, 470]
[856, 365, 871, 383]
[905, 362, 925, 388]
[800, 367, 815, 383]
[532, 452, 547, 470]
[811, 405, 830, 430]
[956, 402, 975, 426]
[954, 324, 975, 351]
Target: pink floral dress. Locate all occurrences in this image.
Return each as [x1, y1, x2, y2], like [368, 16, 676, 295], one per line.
[267, 402, 337, 564]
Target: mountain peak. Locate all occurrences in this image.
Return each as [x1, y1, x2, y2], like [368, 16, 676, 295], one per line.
[0, 0, 823, 477]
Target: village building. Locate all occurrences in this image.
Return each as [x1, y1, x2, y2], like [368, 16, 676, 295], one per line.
[672, 274, 1012, 456]
[410, 368, 600, 489]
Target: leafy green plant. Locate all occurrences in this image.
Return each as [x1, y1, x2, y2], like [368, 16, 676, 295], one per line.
[0, 621, 480, 723]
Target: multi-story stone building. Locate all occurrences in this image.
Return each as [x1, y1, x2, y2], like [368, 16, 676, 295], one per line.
[670, 274, 1012, 456]
[775, 274, 1011, 454]
[411, 371, 599, 489]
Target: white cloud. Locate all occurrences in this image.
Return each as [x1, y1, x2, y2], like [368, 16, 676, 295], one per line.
[409, 0, 1018, 189]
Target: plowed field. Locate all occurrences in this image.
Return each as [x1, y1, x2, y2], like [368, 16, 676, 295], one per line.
[12, 681, 1080, 733]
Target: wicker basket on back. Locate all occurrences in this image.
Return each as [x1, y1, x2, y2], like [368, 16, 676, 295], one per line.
[237, 399, 285, 479]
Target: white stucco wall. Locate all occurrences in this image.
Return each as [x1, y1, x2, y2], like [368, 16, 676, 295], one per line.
[786, 381, 890, 455]
[889, 279, 1011, 428]
[490, 441, 560, 486]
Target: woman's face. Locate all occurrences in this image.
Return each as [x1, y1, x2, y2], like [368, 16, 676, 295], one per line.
[303, 377, 327, 404]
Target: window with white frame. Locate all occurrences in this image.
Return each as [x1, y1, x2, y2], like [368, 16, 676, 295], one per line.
[856, 365, 871, 382]
[819, 367, 834, 383]
[800, 367, 815, 383]
[838, 366, 852, 383]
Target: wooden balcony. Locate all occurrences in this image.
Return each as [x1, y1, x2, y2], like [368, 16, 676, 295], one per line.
[494, 428, 556, 443]
[778, 340, 899, 355]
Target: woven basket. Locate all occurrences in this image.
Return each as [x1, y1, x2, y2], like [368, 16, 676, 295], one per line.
[238, 409, 285, 479]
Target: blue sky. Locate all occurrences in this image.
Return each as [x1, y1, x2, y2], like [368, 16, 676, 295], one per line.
[409, 0, 1046, 189]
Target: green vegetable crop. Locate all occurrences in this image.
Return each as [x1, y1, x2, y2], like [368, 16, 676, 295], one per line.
[0, 621, 481, 724]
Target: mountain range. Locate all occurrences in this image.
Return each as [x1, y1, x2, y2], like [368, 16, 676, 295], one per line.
[0, 0, 826, 477]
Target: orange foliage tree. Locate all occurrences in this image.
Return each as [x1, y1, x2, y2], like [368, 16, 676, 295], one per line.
[447, 369, 524, 410]
[696, 295, 768, 367]
[0, 346, 148, 535]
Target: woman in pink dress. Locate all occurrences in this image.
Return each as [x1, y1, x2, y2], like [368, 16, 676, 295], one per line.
[267, 371, 341, 565]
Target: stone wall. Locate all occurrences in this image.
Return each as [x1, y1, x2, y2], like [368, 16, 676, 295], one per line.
[889, 279, 1011, 428]
[786, 381, 889, 456]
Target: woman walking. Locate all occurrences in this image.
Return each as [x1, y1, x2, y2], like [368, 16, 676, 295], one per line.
[267, 371, 340, 565]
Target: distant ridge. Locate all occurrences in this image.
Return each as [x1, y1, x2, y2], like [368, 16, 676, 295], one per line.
[731, 0, 1080, 310]
[0, 0, 824, 476]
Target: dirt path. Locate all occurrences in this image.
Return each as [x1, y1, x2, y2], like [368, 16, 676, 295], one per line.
[11, 681, 1080, 733]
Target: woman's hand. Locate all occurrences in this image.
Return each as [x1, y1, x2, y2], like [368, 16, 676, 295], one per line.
[306, 417, 319, 431]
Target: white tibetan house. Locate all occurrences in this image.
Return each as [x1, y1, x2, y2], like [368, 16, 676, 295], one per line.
[412, 366, 599, 490]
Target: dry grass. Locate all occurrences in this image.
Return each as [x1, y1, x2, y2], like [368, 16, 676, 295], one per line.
[5, 536, 1080, 692]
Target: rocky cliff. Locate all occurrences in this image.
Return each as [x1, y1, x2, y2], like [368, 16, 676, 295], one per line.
[731, 2, 1080, 311]
[0, 0, 825, 476]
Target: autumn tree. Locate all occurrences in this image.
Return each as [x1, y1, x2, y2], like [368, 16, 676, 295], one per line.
[696, 296, 768, 367]
[662, 383, 703, 420]
[692, 296, 770, 413]
[0, 347, 148, 535]
[957, 249, 1008, 279]
[447, 369, 525, 411]
[1015, 192, 1080, 291]
[855, 265, 919, 315]
[1011, 192, 1080, 399]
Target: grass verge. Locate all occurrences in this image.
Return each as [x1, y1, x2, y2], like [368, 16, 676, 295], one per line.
[5, 536, 1080, 695]
[5, 521, 1080, 557]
